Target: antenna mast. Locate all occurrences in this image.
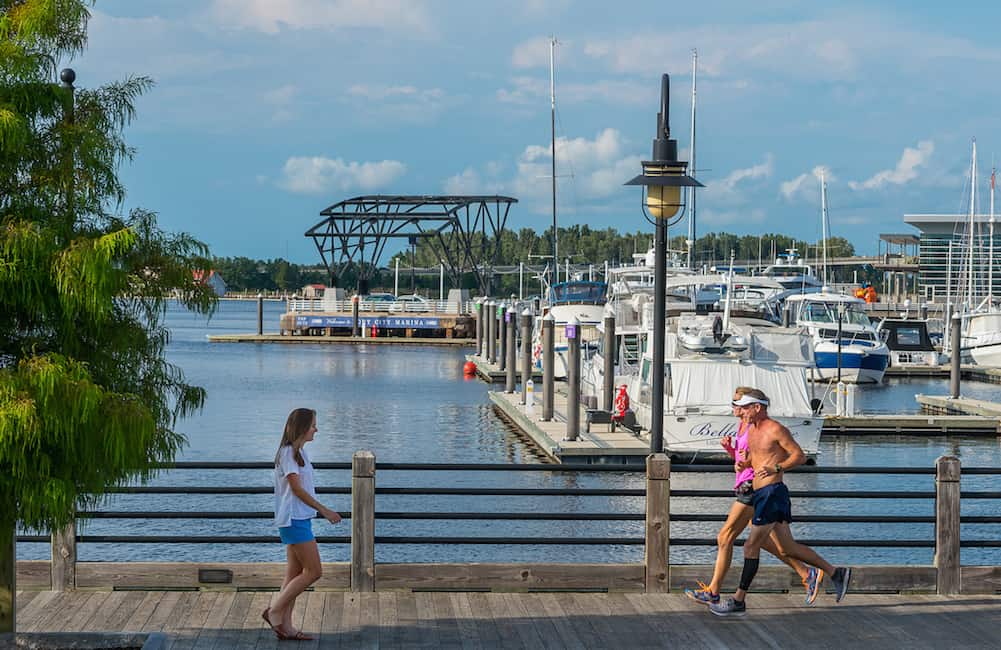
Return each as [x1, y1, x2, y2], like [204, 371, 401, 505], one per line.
[687, 49, 698, 270]
[550, 36, 558, 287]
[820, 170, 829, 288]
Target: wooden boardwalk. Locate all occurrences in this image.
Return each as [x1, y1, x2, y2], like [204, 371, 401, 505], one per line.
[12, 590, 1001, 648]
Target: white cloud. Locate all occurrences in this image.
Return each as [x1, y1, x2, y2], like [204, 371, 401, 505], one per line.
[208, 0, 430, 34]
[443, 128, 641, 213]
[780, 166, 835, 202]
[706, 155, 774, 199]
[511, 36, 557, 69]
[848, 140, 934, 191]
[262, 84, 298, 122]
[279, 156, 406, 194]
[345, 84, 457, 123]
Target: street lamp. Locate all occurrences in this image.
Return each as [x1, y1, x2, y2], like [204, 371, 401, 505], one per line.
[625, 74, 702, 454]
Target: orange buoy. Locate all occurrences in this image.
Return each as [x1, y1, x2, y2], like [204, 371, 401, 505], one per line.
[463, 361, 477, 376]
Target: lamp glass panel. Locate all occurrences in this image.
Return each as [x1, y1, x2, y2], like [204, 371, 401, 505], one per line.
[646, 185, 681, 219]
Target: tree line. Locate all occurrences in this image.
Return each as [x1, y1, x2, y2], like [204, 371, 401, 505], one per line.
[214, 226, 857, 292]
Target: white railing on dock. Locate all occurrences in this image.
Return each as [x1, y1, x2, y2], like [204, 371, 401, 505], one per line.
[287, 299, 474, 314]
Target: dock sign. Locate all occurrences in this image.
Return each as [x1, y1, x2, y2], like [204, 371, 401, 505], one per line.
[295, 316, 442, 329]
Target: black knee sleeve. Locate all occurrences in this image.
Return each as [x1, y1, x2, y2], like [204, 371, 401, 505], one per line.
[739, 557, 760, 592]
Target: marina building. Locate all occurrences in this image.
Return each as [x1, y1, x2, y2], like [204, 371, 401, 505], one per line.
[904, 214, 1001, 302]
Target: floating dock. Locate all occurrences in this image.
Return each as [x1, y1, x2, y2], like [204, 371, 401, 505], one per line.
[883, 364, 1001, 383]
[489, 390, 649, 465]
[915, 394, 1001, 419]
[465, 354, 542, 383]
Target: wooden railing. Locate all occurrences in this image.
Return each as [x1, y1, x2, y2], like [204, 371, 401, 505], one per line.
[15, 454, 1001, 595]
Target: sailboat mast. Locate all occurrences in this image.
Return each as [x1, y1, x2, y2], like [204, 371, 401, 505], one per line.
[550, 36, 558, 287]
[820, 170, 829, 288]
[969, 140, 977, 308]
[991, 164, 996, 305]
[687, 49, 698, 270]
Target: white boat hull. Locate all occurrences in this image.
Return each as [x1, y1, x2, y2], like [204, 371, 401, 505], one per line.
[966, 343, 1001, 367]
[660, 413, 823, 460]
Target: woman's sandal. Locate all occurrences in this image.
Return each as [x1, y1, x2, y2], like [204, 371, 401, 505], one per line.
[279, 629, 315, 642]
[261, 608, 288, 640]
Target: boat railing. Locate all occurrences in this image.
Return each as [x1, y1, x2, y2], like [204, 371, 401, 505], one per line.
[287, 299, 474, 314]
[16, 454, 1000, 594]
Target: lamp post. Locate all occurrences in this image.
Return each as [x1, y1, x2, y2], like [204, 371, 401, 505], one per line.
[625, 74, 702, 454]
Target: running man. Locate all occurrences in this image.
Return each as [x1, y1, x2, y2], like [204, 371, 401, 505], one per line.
[685, 387, 820, 607]
[710, 388, 852, 617]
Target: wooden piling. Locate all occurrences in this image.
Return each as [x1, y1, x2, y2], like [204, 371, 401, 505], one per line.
[645, 454, 670, 593]
[352, 451, 376, 592]
[935, 456, 961, 595]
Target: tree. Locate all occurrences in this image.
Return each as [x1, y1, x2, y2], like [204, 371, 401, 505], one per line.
[0, 1, 216, 632]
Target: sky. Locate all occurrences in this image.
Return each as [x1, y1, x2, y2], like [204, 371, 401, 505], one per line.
[67, 0, 1001, 262]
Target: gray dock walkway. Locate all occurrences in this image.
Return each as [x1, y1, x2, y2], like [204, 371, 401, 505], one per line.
[10, 590, 1001, 648]
[916, 393, 1001, 417]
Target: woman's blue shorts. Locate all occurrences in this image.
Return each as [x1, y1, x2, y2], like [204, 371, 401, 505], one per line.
[278, 518, 315, 545]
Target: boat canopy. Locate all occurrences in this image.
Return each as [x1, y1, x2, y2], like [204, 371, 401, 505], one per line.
[670, 359, 813, 417]
[661, 274, 785, 290]
[549, 281, 607, 304]
[878, 319, 935, 352]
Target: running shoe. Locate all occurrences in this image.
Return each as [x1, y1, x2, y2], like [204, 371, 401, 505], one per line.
[709, 597, 747, 617]
[684, 581, 720, 605]
[830, 567, 852, 603]
[804, 567, 824, 605]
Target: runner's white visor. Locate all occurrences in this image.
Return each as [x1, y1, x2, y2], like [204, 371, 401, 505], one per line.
[731, 395, 769, 407]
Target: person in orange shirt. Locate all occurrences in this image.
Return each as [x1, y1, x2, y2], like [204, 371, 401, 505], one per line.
[864, 285, 877, 303]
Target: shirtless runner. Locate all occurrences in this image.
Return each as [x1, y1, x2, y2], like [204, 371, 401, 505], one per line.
[710, 388, 852, 617]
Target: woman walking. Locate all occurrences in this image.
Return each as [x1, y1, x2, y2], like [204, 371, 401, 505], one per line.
[684, 387, 820, 606]
[263, 407, 342, 641]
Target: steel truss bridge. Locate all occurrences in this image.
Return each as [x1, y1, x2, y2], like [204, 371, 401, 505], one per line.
[305, 195, 518, 295]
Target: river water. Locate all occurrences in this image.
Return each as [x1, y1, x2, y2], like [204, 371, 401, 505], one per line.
[17, 300, 1001, 567]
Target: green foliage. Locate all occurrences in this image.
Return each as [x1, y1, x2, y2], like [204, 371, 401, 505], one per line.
[0, 0, 216, 532]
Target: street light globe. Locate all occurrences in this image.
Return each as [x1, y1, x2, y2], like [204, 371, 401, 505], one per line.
[646, 184, 682, 220]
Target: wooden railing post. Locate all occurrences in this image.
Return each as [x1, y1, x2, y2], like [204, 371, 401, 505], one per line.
[645, 453, 670, 593]
[51, 517, 76, 591]
[351, 451, 376, 592]
[935, 456, 961, 595]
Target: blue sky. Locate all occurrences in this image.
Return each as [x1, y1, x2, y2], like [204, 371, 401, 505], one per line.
[70, 1, 1001, 261]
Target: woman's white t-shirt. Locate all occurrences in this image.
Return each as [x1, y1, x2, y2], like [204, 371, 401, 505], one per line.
[274, 445, 317, 528]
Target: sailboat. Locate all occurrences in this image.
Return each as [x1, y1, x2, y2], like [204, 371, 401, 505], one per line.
[785, 172, 889, 383]
[960, 142, 1001, 366]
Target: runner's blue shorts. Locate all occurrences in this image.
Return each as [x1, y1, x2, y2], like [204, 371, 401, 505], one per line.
[751, 482, 793, 526]
[278, 518, 315, 544]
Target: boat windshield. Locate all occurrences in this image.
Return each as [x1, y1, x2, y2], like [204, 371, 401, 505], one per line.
[549, 282, 607, 304]
[800, 301, 871, 326]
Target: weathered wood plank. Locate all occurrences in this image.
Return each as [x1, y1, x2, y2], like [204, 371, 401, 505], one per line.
[74, 561, 350, 590]
[393, 590, 422, 650]
[461, 593, 503, 649]
[356, 592, 381, 649]
[15, 560, 50, 590]
[429, 592, 461, 649]
[20, 591, 78, 633]
[376, 591, 400, 650]
[187, 591, 234, 649]
[13, 590, 40, 614]
[166, 592, 219, 650]
[414, 590, 440, 648]
[446, 592, 482, 650]
[101, 590, 150, 638]
[17, 590, 66, 633]
[534, 593, 587, 650]
[50, 522, 75, 591]
[960, 566, 1001, 594]
[214, 591, 256, 649]
[315, 592, 343, 650]
[375, 563, 644, 592]
[670, 564, 937, 593]
[121, 590, 168, 634]
[301, 589, 325, 648]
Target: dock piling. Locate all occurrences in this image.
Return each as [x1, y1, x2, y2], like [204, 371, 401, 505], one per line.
[505, 307, 516, 393]
[542, 313, 554, 421]
[475, 299, 483, 356]
[566, 316, 580, 441]
[351, 450, 376, 592]
[950, 314, 961, 399]
[935, 456, 961, 595]
[486, 300, 496, 363]
[603, 315, 615, 411]
[351, 295, 360, 337]
[645, 454, 671, 593]
[256, 294, 264, 336]
[498, 302, 508, 372]
[520, 310, 532, 404]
